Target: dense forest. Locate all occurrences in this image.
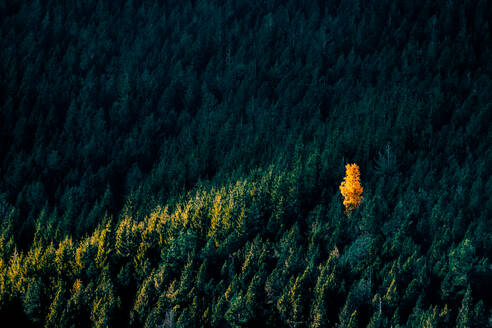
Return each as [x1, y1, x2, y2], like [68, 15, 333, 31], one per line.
[0, 0, 491, 326]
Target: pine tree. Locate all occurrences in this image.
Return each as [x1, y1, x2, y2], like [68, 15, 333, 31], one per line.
[456, 286, 472, 328]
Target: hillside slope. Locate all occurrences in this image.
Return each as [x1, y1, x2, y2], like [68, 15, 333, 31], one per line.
[0, 0, 491, 326]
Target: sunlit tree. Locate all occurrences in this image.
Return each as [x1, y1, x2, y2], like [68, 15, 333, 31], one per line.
[339, 164, 364, 214]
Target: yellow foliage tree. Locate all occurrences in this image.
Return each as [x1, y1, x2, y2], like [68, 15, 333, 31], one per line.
[339, 163, 363, 214]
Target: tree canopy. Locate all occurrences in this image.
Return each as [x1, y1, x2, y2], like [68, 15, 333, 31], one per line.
[0, 0, 491, 327]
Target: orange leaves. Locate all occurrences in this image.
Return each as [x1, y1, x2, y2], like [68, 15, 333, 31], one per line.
[339, 163, 363, 214]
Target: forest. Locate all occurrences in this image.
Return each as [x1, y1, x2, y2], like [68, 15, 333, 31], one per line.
[0, 0, 491, 327]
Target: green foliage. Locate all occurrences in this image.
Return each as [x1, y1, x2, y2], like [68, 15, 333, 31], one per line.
[0, 0, 491, 326]
[441, 238, 476, 300]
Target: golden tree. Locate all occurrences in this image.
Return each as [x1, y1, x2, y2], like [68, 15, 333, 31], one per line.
[339, 163, 363, 214]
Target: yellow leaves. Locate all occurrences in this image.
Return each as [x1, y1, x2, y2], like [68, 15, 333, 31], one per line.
[115, 217, 134, 258]
[348, 310, 358, 327]
[208, 194, 222, 241]
[72, 279, 82, 294]
[207, 189, 233, 245]
[133, 275, 152, 318]
[0, 258, 7, 305]
[166, 280, 178, 302]
[311, 312, 322, 328]
[25, 244, 43, 274]
[330, 245, 340, 259]
[224, 284, 232, 300]
[7, 248, 24, 294]
[241, 242, 254, 275]
[339, 163, 363, 215]
[55, 237, 74, 277]
[46, 282, 64, 327]
[75, 239, 89, 271]
[95, 222, 111, 268]
[439, 304, 449, 318]
[384, 279, 397, 302]
[173, 202, 192, 230]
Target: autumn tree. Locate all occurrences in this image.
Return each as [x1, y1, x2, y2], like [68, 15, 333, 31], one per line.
[339, 164, 364, 214]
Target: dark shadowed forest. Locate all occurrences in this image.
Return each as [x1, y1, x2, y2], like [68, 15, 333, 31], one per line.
[0, 0, 491, 326]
